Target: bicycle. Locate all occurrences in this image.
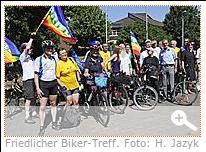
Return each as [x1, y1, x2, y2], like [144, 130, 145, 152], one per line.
[107, 73, 129, 114]
[172, 72, 199, 106]
[79, 74, 110, 127]
[132, 72, 158, 110]
[5, 74, 25, 119]
[117, 71, 158, 111]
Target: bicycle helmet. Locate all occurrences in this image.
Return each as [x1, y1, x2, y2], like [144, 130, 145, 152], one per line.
[88, 40, 100, 50]
[41, 40, 54, 49]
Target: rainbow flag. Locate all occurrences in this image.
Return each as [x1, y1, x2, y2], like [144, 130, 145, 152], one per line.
[4, 50, 19, 64]
[5, 38, 21, 56]
[130, 31, 141, 56]
[4, 38, 20, 63]
[43, 6, 78, 44]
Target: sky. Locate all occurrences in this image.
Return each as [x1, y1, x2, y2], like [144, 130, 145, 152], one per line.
[100, 6, 171, 23]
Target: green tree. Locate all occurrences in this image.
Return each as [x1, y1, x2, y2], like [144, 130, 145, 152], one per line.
[5, 6, 111, 49]
[116, 22, 172, 48]
[163, 6, 200, 47]
[64, 6, 111, 46]
[5, 6, 57, 47]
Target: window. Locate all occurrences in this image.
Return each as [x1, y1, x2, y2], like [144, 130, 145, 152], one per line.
[112, 30, 118, 36]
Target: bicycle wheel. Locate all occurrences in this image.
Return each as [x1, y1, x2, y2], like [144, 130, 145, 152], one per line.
[95, 92, 110, 127]
[108, 85, 128, 114]
[133, 85, 158, 110]
[173, 81, 198, 106]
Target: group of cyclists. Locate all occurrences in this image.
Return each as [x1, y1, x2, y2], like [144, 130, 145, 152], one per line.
[9, 31, 200, 136]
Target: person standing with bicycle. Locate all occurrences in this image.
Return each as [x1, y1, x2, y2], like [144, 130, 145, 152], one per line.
[159, 39, 177, 101]
[19, 32, 37, 124]
[181, 41, 197, 93]
[84, 40, 105, 76]
[141, 49, 160, 102]
[34, 40, 58, 136]
[83, 40, 107, 99]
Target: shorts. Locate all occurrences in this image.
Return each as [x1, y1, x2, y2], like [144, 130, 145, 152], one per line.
[62, 88, 79, 97]
[23, 79, 35, 100]
[39, 79, 58, 97]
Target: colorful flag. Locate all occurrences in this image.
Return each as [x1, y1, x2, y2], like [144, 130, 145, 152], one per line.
[5, 38, 21, 56]
[43, 6, 78, 44]
[130, 31, 141, 56]
[4, 50, 19, 64]
[4, 38, 20, 63]
[70, 48, 84, 73]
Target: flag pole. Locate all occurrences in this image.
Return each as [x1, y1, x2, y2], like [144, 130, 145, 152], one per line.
[35, 7, 53, 33]
[105, 7, 108, 43]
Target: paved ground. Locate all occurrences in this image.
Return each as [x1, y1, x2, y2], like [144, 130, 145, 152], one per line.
[4, 79, 200, 136]
[4, 98, 200, 136]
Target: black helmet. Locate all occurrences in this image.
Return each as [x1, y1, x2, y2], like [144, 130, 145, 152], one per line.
[41, 40, 54, 49]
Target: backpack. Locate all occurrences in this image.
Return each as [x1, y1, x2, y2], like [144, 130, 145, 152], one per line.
[61, 106, 81, 128]
[38, 55, 56, 78]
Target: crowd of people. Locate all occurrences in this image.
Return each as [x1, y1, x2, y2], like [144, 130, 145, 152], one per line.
[15, 32, 200, 136]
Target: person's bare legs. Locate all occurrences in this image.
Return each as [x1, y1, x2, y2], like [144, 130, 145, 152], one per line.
[25, 99, 31, 119]
[49, 95, 57, 124]
[39, 97, 48, 127]
[72, 93, 79, 106]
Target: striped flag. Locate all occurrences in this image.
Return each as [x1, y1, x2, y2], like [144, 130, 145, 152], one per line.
[130, 31, 141, 56]
[4, 38, 20, 63]
[4, 50, 19, 64]
[43, 6, 78, 44]
[5, 38, 21, 56]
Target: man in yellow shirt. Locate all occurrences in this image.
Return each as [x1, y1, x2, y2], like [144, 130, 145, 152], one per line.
[99, 43, 111, 72]
[170, 40, 182, 76]
[171, 40, 180, 57]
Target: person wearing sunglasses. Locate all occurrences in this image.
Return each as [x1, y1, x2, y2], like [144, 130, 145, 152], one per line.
[34, 40, 58, 136]
[83, 40, 104, 76]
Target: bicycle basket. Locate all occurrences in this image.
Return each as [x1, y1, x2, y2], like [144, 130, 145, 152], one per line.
[95, 74, 108, 87]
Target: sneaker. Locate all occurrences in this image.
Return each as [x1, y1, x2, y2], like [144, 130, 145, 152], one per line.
[32, 111, 39, 118]
[55, 122, 62, 131]
[25, 117, 36, 124]
[52, 122, 58, 130]
[38, 127, 45, 136]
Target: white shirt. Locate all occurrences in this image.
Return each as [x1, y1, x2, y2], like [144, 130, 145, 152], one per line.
[34, 55, 57, 81]
[19, 52, 34, 81]
[153, 47, 161, 59]
[140, 50, 149, 67]
[120, 51, 131, 75]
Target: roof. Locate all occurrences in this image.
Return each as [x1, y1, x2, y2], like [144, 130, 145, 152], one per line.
[112, 12, 163, 28]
